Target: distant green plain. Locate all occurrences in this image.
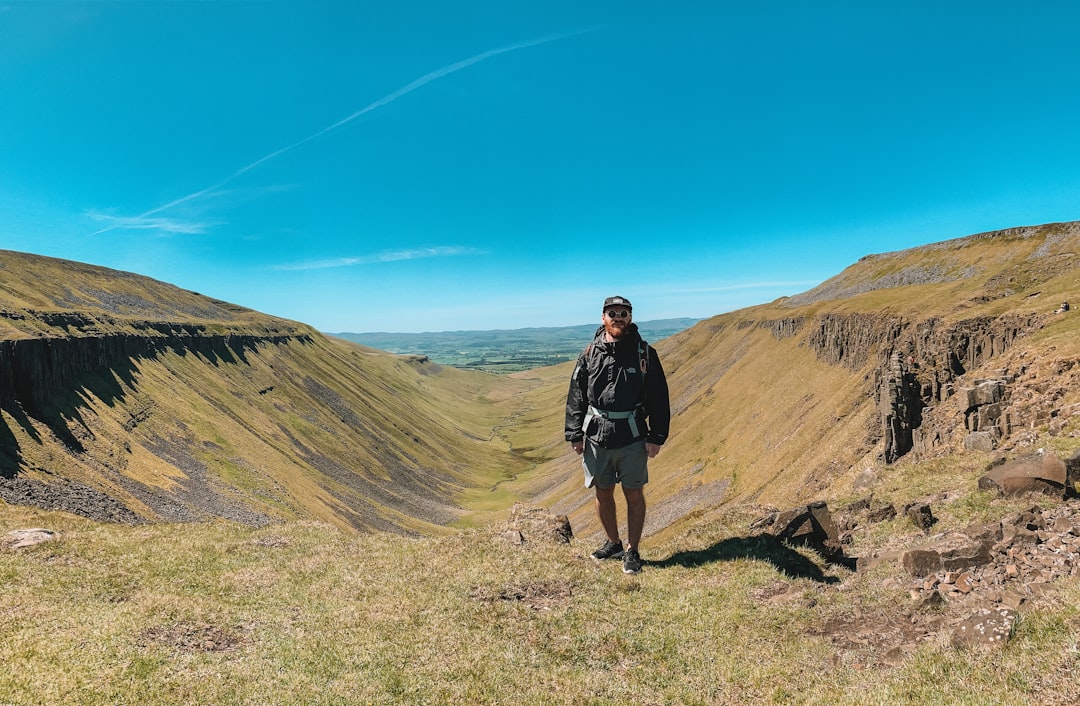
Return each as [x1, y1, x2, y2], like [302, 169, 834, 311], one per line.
[330, 318, 700, 373]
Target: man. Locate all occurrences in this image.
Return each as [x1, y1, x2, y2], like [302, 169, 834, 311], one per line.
[565, 295, 670, 574]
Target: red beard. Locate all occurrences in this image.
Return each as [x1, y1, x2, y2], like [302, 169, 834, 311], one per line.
[604, 318, 629, 340]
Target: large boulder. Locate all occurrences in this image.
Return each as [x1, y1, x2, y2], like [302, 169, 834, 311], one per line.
[503, 503, 573, 545]
[756, 500, 842, 559]
[978, 450, 1067, 498]
[964, 431, 997, 452]
[900, 522, 1000, 576]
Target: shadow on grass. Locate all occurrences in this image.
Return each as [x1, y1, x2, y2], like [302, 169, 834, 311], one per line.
[647, 534, 844, 584]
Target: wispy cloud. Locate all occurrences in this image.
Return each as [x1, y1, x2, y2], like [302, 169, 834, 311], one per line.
[274, 246, 485, 271]
[88, 30, 588, 238]
[87, 211, 211, 235]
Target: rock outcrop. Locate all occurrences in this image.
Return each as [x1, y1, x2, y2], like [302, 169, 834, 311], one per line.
[1, 527, 56, 550]
[850, 499, 1080, 652]
[0, 315, 309, 419]
[763, 308, 1057, 464]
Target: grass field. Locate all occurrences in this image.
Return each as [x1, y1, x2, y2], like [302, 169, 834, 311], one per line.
[4, 484, 1080, 705]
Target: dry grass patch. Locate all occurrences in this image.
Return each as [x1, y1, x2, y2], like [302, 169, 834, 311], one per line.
[1, 501, 1079, 704]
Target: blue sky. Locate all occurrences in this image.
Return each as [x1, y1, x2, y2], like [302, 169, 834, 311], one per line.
[3, 2, 1080, 333]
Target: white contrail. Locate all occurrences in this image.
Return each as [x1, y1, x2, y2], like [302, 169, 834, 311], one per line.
[89, 30, 586, 237]
[273, 245, 485, 271]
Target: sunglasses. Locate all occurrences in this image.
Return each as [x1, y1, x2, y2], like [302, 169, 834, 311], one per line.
[605, 309, 631, 319]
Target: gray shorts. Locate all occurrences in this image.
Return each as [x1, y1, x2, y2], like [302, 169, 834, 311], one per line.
[583, 440, 649, 490]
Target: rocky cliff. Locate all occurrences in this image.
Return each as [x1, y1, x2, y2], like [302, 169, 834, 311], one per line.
[532, 220, 1080, 540]
[779, 310, 1048, 463]
[767, 221, 1080, 468]
[0, 251, 535, 532]
[0, 313, 309, 419]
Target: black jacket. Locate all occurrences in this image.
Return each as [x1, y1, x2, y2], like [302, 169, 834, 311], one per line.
[565, 323, 670, 449]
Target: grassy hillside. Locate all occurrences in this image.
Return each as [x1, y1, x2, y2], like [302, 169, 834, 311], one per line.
[510, 221, 1080, 545]
[0, 251, 541, 533]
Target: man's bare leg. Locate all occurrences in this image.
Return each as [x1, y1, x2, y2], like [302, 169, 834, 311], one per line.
[624, 486, 645, 551]
[595, 485, 620, 543]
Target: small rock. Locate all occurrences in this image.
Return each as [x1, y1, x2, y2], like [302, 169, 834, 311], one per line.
[2, 528, 57, 550]
[905, 502, 936, 531]
[867, 502, 897, 523]
[950, 608, 1016, 649]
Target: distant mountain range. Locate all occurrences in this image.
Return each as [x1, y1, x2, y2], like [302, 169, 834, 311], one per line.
[328, 318, 702, 372]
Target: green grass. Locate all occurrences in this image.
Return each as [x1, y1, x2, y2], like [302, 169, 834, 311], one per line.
[3, 216, 1080, 704]
[3, 502, 1079, 705]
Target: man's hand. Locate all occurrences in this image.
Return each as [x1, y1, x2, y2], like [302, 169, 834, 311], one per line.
[571, 440, 584, 455]
[645, 442, 661, 458]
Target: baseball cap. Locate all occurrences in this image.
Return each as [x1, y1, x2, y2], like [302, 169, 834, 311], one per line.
[603, 295, 632, 310]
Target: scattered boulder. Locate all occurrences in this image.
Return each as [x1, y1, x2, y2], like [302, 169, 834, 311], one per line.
[868, 502, 898, 524]
[754, 500, 842, 559]
[503, 503, 572, 545]
[904, 502, 936, 531]
[893, 500, 1080, 653]
[895, 523, 999, 576]
[2, 528, 57, 550]
[902, 502, 1080, 600]
[978, 450, 1067, 498]
[950, 607, 1017, 648]
[902, 549, 945, 576]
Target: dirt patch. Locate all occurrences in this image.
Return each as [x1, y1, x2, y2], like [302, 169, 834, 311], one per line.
[469, 579, 574, 611]
[810, 609, 927, 656]
[138, 621, 245, 653]
[749, 580, 793, 604]
[250, 534, 292, 548]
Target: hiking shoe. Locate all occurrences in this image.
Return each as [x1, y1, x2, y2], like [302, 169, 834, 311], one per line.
[590, 540, 624, 560]
[622, 548, 642, 574]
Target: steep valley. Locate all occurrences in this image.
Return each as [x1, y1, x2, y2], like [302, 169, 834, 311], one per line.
[3, 224, 1080, 704]
[506, 221, 1080, 543]
[2, 221, 1080, 543]
[0, 250, 540, 533]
